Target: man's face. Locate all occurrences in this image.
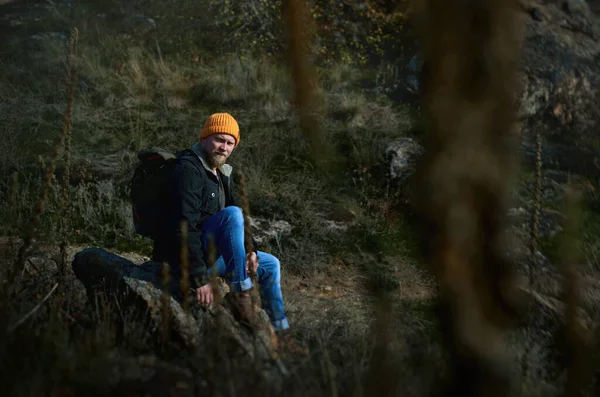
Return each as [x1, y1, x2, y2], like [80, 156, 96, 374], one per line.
[201, 133, 236, 169]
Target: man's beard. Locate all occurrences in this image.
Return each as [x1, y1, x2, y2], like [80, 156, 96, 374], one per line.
[206, 151, 228, 169]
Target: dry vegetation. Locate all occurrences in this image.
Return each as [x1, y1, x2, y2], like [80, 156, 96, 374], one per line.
[1, 0, 600, 396]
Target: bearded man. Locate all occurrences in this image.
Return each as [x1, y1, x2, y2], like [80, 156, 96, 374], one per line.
[151, 113, 303, 353]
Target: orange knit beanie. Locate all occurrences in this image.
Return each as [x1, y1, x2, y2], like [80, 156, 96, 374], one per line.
[199, 113, 240, 147]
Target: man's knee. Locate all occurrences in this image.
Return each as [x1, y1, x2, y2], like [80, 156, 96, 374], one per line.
[259, 252, 281, 282]
[270, 256, 281, 277]
[221, 206, 243, 226]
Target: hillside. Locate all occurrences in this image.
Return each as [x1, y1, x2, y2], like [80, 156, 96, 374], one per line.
[1, 0, 600, 396]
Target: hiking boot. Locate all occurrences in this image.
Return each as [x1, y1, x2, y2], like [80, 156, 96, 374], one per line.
[228, 290, 262, 329]
[276, 330, 309, 357]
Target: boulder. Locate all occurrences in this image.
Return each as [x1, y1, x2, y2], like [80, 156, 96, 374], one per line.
[322, 206, 358, 233]
[385, 137, 425, 182]
[249, 216, 292, 247]
[518, 0, 600, 121]
[71, 247, 287, 391]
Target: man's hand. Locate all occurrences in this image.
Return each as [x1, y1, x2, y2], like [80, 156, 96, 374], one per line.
[196, 283, 214, 307]
[246, 252, 258, 276]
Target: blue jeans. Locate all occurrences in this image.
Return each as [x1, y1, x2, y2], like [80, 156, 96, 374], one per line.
[201, 206, 289, 332]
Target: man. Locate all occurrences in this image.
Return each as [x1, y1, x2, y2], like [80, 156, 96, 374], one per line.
[152, 112, 296, 342]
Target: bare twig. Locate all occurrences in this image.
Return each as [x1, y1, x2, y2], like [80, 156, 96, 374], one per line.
[8, 171, 17, 233]
[236, 169, 255, 260]
[59, 309, 84, 329]
[236, 168, 261, 308]
[528, 126, 543, 284]
[59, 27, 79, 276]
[3, 171, 18, 276]
[522, 126, 544, 382]
[8, 282, 59, 333]
[180, 220, 191, 313]
[207, 234, 222, 306]
[24, 258, 43, 276]
[248, 1, 276, 40]
[12, 27, 79, 293]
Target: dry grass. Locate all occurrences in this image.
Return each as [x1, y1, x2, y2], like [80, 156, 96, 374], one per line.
[0, 3, 427, 396]
[2, 0, 600, 396]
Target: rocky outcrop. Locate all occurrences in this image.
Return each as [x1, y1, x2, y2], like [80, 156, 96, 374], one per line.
[249, 217, 292, 247]
[71, 247, 287, 392]
[394, 1, 600, 179]
[385, 138, 425, 183]
[510, 284, 595, 390]
[517, 1, 600, 119]
[517, 0, 600, 177]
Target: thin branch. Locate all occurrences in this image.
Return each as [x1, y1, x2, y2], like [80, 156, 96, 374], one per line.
[8, 283, 59, 333]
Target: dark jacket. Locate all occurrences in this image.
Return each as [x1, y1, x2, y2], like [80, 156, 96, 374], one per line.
[152, 143, 241, 288]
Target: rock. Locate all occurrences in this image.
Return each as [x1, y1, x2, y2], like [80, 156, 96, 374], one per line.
[311, 206, 358, 235]
[24, 256, 58, 276]
[507, 206, 565, 239]
[404, 3, 600, 180]
[509, 245, 563, 297]
[321, 219, 351, 233]
[562, 0, 591, 16]
[505, 212, 561, 295]
[517, 73, 551, 119]
[71, 247, 287, 392]
[512, 286, 594, 385]
[522, 287, 593, 331]
[546, 171, 595, 204]
[385, 137, 425, 182]
[516, 0, 600, 177]
[249, 217, 292, 247]
[521, 138, 600, 181]
[528, 6, 548, 22]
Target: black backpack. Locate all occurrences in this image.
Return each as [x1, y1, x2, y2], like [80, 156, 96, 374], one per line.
[130, 147, 195, 239]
